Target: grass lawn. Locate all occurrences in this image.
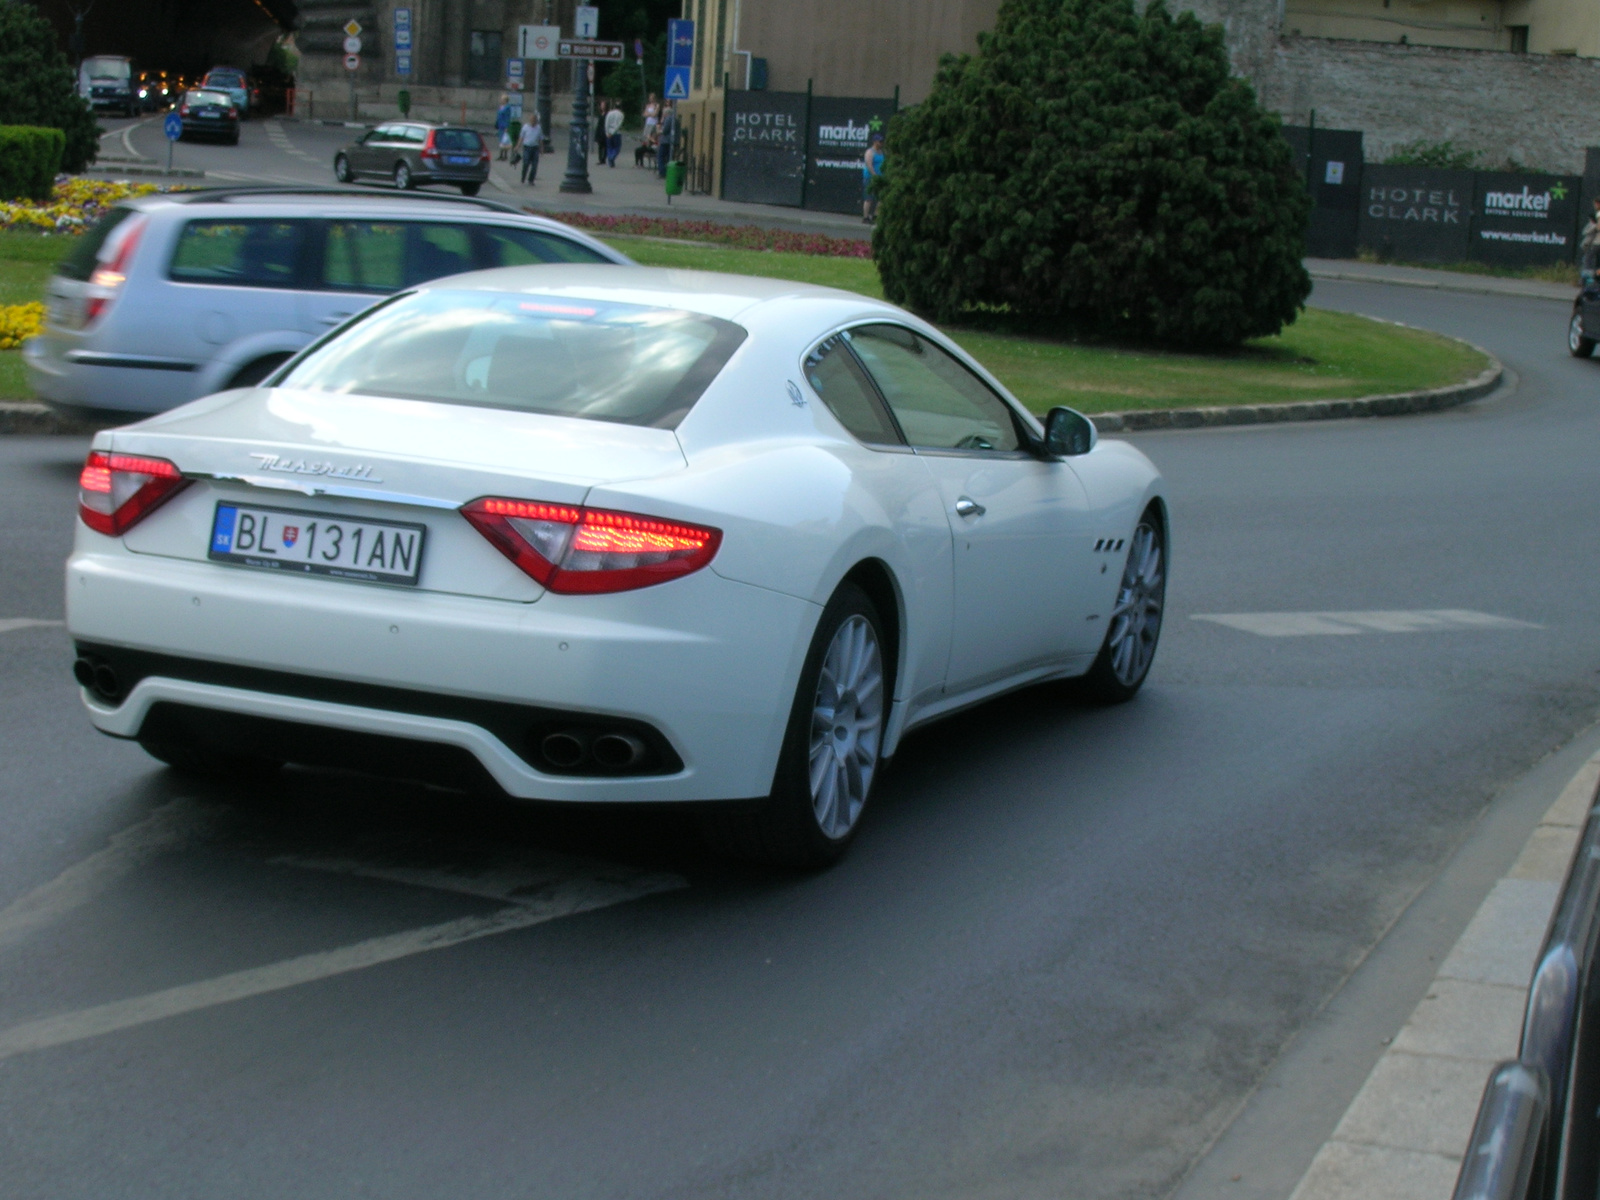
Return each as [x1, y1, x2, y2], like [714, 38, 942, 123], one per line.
[605, 236, 1489, 414]
[0, 232, 72, 400]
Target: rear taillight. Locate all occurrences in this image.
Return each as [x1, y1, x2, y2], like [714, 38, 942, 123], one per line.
[461, 498, 721, 594]
[421, 130, 439, 161]
[84, 215, 146, 326]
[226, 106, 237, 118]
[179, 102, 189, 115]
[78, 450, 188, 536]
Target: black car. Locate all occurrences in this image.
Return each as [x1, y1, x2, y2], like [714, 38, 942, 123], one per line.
[334, 122, 491, 196]
[178, 89, 240, 145]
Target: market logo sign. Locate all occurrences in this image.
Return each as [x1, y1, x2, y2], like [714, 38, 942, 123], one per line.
[1482, 185, 1559, 216]
[1471, 169, 1582, 268]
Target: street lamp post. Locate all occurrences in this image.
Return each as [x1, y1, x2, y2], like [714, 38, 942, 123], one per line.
[559, 62, 593, 194]
[536, 0, 553, 154]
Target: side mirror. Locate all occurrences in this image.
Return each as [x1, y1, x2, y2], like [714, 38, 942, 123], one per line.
[1044, 406, 1097, 457]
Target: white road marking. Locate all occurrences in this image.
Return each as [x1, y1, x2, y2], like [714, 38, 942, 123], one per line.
[0, 872, 678, 1062]
[1191, 609, 1542, 638]
[264, 119, 318, 162]
[0, 801, 211, 952]
[120, 119, 154, 161]
[0, 618, 63, 635]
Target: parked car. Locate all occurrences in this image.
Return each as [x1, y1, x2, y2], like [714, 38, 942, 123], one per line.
[176, 89, 240, 144]
[24, 188, 633, 424]
[1569, 279, 1600, 357]
[200, 67, 251, 118]
[62, 265, 1167, 866]
[335, 123, 492, 195]
[78, 55, 137, 117]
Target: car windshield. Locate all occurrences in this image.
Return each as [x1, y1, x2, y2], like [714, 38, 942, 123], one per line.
[86, 58, 130, 80]
[279, 290, 747, 428]
[434, 129, 483, 151]
[188, 91, 231, 106]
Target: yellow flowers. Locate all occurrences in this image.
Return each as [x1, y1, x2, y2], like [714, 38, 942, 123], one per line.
[0, 178, 167, 234]
[0, 302, 44, 350]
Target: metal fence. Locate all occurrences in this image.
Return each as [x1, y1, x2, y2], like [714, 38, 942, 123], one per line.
[1453, 769, 1600, 1200]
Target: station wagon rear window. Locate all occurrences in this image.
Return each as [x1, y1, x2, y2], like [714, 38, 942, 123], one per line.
[279, 290, 746, 429]
[433, 129, 483, 151]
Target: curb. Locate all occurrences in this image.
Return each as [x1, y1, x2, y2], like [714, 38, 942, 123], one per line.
[85, 162, 205, 179]
[1309, 267, 1572, 304]
[1286, 752, 1600, 1200]
[0, 402, 100, 436]
[1091, 354, 1502, 435]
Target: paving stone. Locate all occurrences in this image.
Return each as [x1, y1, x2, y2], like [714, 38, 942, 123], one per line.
[1289, 1140, 1462, 1200]
[1391, 978, 1526, 1061]
[1508, 825, 1582, 883]
[1437, 879, 1560, 986]
[1333, 1051, 1497, 1156]
[1542, 758, 1600, 828]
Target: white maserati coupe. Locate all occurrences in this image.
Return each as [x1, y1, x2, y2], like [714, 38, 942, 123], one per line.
[67, 265, 1167, 866]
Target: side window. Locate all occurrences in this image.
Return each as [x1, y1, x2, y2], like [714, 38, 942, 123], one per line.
[322, 221, 406, 292]
[404, 223, 476, 286]
[402, 126, 427, 144]
[169, 219, 305, 288]
[804, 334, 902, 446]
[476, 226, 612, 266]
[367, 124, 395, 142]
[848, 324, 1022, 452]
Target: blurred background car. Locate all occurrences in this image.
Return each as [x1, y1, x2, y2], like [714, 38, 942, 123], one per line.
[24, 188, 632, 423]
[199, 67, 251, 118]
[78, 55, 137, 117]
[334, 123, 492, 196]
[177, 89, 240, 144]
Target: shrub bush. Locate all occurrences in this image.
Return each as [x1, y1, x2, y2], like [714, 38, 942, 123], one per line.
[0, 126, 65, 201]
[873, 0, 1312, 348]
[0, 2, 99, 174]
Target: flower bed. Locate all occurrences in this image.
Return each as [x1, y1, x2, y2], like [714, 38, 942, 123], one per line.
[0, 302, 44, 349]
[0, 177, 171, 234]
[544, 211, 872, 258]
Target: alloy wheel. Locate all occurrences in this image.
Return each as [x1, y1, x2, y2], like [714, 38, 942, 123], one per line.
[807, 614, 884, 840]
[395, 162, 411, 189]
[1106, 521, 1165, 688]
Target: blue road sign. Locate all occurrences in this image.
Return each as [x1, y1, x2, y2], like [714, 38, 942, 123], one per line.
[667, 18, 694, 68]
[664, 65, 690, 100]
[163, 112, 182, 141]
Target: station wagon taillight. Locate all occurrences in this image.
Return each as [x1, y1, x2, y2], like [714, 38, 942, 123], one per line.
[84, 215, 146, 326]
[461, 498, 722, 594]
[78, 450, 188, 536]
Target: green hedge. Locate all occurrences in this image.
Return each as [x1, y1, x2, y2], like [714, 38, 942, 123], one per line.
[0, 126, 65, 201]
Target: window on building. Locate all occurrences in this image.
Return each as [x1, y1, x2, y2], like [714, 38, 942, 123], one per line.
[1508, 25, 1529, 52]
[468, 29, 503, 84]
[714, 0, 728, 87]
[693, 0, 708, 91]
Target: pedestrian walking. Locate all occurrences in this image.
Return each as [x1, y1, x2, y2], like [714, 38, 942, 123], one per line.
[518, 112, 541, 185]
[494, 94, 514, 161]
[657, 101, 676, 179]
[604, 102, 624, 168]
[595, 100, 609, 165]
[862, 135, 885, 223]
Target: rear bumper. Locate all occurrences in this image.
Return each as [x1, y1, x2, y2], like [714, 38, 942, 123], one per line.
[67, 540, 819, 802]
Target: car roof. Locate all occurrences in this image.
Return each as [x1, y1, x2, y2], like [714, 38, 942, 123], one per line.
[409, 263, 900, 323]
[127, 186, 527, 219]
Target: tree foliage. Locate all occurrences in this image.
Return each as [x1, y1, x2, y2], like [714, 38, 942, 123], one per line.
[872, 0, 1311, 348]
[0, 1, 98, 174]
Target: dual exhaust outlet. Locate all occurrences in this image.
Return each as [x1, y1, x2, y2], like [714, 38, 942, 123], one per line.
[539, 728, 647, 773]
[73, 657, 121, 702]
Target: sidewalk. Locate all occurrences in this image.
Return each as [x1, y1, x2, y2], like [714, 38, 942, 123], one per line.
[480, 122, 871, 238]
[1306, 258, 1573, 303]
[1287, 751, 1600, 1200]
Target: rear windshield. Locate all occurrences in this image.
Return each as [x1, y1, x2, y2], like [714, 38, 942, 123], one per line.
[56, 206, 137, 281]
[279, 290, 746, 429]
[434, 129, 483, 151]
[187, 91, 232, 106]
[204, 71, 242, 86]
[86, 58, 130, 80]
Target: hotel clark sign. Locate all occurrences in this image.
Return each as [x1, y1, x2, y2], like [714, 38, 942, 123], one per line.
[1356, 165, 1473, 263]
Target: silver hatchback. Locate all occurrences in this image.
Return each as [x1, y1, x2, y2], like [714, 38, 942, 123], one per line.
[24, 187, 631, 423]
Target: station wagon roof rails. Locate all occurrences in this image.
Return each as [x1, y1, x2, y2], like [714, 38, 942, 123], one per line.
[171, 186, 525, 217]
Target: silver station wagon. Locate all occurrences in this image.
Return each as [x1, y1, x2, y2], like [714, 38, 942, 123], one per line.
[24, 187, 630, 423]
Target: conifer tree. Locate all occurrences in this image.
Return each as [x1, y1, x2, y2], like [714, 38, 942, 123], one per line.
[0, 1, 99, 175]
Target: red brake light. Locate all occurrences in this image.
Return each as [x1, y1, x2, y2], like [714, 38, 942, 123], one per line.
[461, 498, 721, 594]
[84, 215, 146, 325]
[77, 450, 188, 536]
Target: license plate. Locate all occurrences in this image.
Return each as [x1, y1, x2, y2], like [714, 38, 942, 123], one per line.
[446, 155, 473, 165]
[208, 503, 425, 586]
[200, 108, 220, 117]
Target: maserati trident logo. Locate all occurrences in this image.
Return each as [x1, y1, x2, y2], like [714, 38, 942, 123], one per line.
[248, 452, 384, 483]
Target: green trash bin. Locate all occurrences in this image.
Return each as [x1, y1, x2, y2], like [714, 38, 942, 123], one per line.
[664, 160, 684, 197]
[398, 89, 411, 117]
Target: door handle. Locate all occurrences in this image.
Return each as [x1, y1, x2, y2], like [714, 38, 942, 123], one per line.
[954, 496, 985, 518]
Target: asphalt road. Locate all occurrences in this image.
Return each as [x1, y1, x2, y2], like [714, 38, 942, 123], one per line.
[98, 112, 382, 189]
[2, 280, 1598, 1200]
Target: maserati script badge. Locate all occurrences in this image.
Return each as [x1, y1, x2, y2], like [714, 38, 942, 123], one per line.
[248, 453, 384, 483]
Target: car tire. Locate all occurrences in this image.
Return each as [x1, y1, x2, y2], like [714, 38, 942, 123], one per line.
[1077, 508, 1166, 704]
[334, 154, 352, 183]
[1569, 311, 1595, 358]
[225, 353, 292, 389]
[394, 161, 414, 190]
[458, 183, 481, 196]
[700, 582, 889, 869]
[139, 739, 283, 782]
